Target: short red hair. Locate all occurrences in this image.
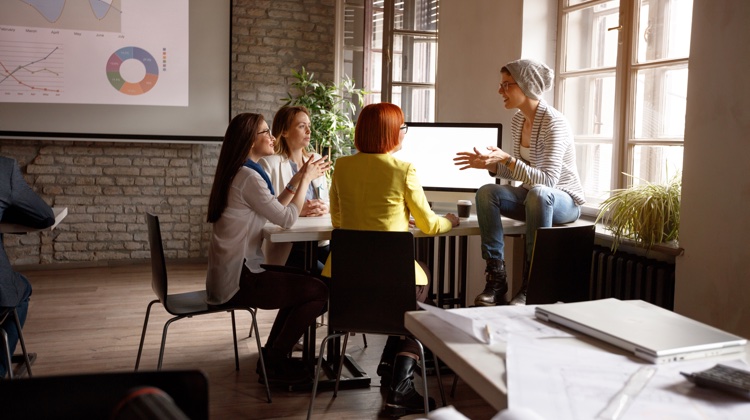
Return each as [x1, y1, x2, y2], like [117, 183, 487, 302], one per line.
[354, 103, 404, 154]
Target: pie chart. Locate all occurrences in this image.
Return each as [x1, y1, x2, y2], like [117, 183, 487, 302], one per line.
[106, 46, 159, 95]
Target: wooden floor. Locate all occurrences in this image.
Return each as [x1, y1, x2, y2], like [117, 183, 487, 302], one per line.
[16, 261, 497, 419]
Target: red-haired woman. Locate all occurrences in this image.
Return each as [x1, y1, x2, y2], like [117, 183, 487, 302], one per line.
[323, 103, 459, 416]
[206, 113, 330, 385]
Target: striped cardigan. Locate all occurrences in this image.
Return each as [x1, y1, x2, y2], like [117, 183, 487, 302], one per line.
[493, 100, 586, 205]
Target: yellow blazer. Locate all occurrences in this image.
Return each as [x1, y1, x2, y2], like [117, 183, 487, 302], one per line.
[322, 153, 453, 284]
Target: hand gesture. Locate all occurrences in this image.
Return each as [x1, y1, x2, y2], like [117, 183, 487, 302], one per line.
[454, 146, 509, 171]
[299, 155, 331, 182]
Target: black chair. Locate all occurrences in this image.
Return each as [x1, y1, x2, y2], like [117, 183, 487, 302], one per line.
[134, 213, 271, 402]
[0, 370, 208, 419]
[525, 225, 596, 305]
[0, 307, 33, 379]
[307, 229, 445, 419]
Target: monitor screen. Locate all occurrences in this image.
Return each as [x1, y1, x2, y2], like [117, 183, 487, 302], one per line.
[392, 122, 502, 192]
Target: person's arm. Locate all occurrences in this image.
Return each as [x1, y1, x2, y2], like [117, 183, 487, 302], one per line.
[285, 156, 330, 213]
[2, 161, 54, 229]
[404, 165, 457, 234]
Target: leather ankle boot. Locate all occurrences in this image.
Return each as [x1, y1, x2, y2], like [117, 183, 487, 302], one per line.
[377, 336, 400, 387]
[510, 261, 531, 305]
[474, 259, 508, 306]
[384, 355, 436, 417]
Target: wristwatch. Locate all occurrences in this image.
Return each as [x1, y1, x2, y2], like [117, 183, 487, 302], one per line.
[285, 183, 298, 193]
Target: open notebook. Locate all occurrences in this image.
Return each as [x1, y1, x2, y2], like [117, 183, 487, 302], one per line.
[535, 298, 747, 364]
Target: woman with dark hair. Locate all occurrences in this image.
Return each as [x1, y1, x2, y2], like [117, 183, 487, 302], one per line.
[259, 106, 329, 273]
[206, 113, 330, 385]
[323, 103, 459, 416]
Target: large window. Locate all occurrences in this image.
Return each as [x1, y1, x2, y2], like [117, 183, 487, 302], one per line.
[558, 0, 692, 211]
[340, 0, 439, 122]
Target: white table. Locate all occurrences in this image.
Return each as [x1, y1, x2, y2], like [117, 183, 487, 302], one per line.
[0, 207, 67, 234]
[405, 308, 750, 415]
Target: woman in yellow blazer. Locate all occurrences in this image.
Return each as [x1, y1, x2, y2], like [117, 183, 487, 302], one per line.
[324, 103, 459, 416]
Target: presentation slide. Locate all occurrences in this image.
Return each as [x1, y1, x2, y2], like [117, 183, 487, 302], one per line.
[0, 0, 188, 106]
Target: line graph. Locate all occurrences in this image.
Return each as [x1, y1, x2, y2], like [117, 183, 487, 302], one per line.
[0, 0, 122, 33]
[0, 41, 64, 96]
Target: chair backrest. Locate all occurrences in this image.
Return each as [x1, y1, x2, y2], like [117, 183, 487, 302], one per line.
[0, 370, 208, 419]
[525, 225, 596, 305]
[146, 213, 169, 303]
[329, 229, 417, 336]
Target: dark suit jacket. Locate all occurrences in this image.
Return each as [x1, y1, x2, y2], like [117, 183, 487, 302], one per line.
[0, 156, 55, 308]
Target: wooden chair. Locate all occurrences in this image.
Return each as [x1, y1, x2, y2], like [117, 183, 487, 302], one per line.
[134, 213, 271, 402]
[307, 229, 445, 419]
[525, 225, 596, 305]
[0, 307, 33, 379]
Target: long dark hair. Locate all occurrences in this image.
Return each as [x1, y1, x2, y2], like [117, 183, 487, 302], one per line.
[207, 113, 264, 223]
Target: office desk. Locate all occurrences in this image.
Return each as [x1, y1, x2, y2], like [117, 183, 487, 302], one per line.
[263, 214, 527, 307]
[405, 308, 750, 417]
[0, 207, 68, 234]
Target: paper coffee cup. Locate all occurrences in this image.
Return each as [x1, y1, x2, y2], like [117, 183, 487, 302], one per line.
[457, 200, 472, 218]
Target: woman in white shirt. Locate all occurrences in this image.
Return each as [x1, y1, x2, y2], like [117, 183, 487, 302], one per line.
[206, 112, 329, 385]
[260, 106, 329, 273]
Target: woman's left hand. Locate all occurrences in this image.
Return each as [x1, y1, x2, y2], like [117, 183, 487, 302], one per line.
[301, 199, 329, 217]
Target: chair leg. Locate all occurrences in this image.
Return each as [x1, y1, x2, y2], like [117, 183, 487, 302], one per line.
[307, 332, 345, 420]
[10, 309, 32, 378]
[416, 340, 431, 414]
[1, 329, 11, 379]
[334, 334, 349, 397]
[433, 354, 446, 407]
[134, 299, 158, 371]
[450, 375, 459, 398]
[157, 315, 182, 370]
[248, 309, 271, 403]
[230, 310, 239, 371]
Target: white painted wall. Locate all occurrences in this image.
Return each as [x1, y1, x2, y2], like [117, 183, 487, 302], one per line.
[436, 0, 557, 302]
[674, 1, 750, 339]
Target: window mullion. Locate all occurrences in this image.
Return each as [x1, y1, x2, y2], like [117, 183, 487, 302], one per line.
[381, 0, 395, 103]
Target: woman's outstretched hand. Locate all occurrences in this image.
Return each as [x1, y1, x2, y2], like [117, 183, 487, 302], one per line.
[454, 146, 509, 171]
[300, 155, 331, 181]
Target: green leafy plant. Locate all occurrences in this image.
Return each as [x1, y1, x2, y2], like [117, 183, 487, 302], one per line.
[281, 67, 366, 165]
[595, 173, 681, 252]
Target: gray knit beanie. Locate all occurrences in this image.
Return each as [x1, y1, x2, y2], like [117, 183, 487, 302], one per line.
[505, 59, 554, 100]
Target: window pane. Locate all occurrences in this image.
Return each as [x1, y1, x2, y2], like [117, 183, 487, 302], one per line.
[393, 35, 437, 83]
[576, 142, 613, 203]
[395, 0, 439, 32]
[562, 1, 620, 72]
[560, 73, 616, 138]
[633, 64, 688, 139]
[632, 145, 683, 185]
[371, 9, 384, 50]
[392, 86, 435, 122]
[636, 0, 693, 63]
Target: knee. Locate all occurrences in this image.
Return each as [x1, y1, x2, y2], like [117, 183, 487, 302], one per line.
[526, 186, 554, 209]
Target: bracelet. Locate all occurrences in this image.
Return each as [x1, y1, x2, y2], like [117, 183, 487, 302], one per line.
[504, 157, 514, 168]
[285, 183, 297, 193]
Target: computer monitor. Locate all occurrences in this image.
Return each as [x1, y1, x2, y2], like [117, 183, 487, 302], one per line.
[392, 122, 502, 198]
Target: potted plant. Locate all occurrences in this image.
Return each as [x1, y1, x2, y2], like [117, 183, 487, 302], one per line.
[282, 67, 366, 166]
[595, 173, 681, 252]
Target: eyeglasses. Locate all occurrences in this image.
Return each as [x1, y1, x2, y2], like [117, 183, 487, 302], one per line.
[400, 124, 408, 134]
[257, 128, 273, 137]
[499, 81, 518, 92]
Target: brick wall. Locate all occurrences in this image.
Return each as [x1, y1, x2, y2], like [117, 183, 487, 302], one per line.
[1, 0, 335, 267]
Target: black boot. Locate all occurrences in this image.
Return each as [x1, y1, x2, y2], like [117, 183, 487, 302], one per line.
[384, 355, 436, 417]
[474, 259, 509, 306]
[377, 336, 400, 387]
[510, 260, 531, 305]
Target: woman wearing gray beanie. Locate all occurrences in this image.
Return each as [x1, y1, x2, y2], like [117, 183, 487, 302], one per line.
[454, 58, 586, 306]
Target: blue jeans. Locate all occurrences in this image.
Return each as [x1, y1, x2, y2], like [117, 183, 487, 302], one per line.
[476, 184, 581, 262]
[0, 275, 31, 378]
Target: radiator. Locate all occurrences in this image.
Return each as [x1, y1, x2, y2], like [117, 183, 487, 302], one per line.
[590, 245, 676, 310]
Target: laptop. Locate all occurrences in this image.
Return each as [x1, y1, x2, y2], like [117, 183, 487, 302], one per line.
[534, 298, 748, 364]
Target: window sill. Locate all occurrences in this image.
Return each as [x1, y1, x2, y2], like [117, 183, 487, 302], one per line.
[579, 216, 684, 261]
